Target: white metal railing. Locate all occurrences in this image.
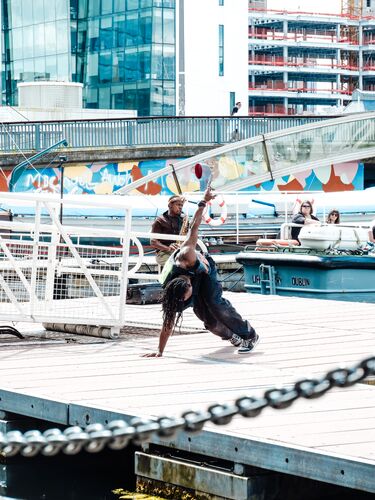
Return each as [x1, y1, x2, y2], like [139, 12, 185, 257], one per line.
[0, 193, 207, 336]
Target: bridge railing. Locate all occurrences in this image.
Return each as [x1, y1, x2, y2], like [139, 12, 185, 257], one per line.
[0, 116, 329, 152]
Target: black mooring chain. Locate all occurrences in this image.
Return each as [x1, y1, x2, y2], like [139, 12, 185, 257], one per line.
[0, 356, 373, 458]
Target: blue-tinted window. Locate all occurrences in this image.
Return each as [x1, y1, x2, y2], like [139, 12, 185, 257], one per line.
[88, 2, 100, 16]
[139, 12, 152, 44]
[111, 84, 125, 108]
[114, 15, 126, 47]
[57, 54, 69, 80]
[34, 57, 45, 77]
[125, 49, 139, 81]
[10, 0, 23, 28]
[163, 9, 174, 44]
[43, 0, 56, 22]
[56, 21, 69, 53]
[55, 0, 68, 20]
[219, 24, 224, 76]
[88, 19, 100, 51]
[11, 29, 23, 60]
[153, 9, 162, 43]
[33, 0, 45, 24]
[114, 0, 125, 12]
[99, 52, 112, 83]
[99, 86, 111, 107]
[219, 0, 224, 5]
[127, 0, 139, 9]
[22, 0, 33, 26]
[23, 26, 34, 58]
[4, 0, 175, 115]
[101, 0, 113, 15]
[46, 55, 57, 79]
[124, 85, 137, 109]
[126, 12, 139, 46]
[100, 17, 113, 49]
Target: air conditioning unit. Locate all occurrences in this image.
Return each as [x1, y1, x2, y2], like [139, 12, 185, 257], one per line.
[17, 82, 83, 109]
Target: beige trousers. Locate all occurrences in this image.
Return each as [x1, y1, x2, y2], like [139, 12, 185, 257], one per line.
[155, 251, 172, 267]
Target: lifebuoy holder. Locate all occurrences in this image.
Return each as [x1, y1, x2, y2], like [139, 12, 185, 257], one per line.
[202, 195, 227, 226]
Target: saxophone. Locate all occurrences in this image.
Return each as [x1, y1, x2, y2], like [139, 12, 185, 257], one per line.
[176, 214, 189, 245]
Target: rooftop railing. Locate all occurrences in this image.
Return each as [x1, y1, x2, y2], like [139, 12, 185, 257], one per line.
[0, 115, 331, 152]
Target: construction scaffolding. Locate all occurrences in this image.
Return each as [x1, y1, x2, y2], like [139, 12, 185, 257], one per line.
[248, 2, 375, 115]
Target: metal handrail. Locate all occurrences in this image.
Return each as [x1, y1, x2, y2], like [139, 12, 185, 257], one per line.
[0, 116, 328, 152]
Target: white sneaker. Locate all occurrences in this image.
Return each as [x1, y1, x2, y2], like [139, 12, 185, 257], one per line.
[238, 334, 260, 354]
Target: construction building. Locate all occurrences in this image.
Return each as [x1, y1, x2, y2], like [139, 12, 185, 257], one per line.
[248, 0, 375, 115]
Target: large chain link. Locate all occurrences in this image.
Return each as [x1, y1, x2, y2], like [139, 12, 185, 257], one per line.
[1, 356, 374, 458]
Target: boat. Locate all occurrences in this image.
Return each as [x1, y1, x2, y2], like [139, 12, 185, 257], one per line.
[236, 224, 375, 302]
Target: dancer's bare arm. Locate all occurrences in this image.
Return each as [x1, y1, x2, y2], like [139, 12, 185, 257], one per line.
[142, 325, 172, 357]
[178, 186, 215, 266]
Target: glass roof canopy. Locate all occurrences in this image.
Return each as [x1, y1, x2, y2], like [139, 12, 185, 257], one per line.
[116, 112, 375, 196]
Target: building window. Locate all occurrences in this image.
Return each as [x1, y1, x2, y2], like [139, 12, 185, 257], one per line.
[367, 0, 371, 7]
[219, 0, 224, 5]
[219, 24, 224, 76]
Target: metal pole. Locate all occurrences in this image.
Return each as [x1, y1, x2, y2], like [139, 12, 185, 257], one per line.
[58, 156, 67, 225]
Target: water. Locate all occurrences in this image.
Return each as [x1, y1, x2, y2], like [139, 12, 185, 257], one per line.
[0, 447, 149, 500]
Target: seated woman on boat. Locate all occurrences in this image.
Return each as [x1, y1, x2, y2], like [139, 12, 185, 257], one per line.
[256, 199, 320, 248]
[326, 209, 340, 224]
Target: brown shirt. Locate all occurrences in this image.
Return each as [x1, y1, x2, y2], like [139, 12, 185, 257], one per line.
[151, 211, 184, 253]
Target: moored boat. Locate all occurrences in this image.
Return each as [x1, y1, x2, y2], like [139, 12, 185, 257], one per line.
[236, 224, 375, 302]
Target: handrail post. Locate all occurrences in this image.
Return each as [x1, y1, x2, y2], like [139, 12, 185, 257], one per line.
[34, 124, 40, 151]
[216, 118, 221, 144]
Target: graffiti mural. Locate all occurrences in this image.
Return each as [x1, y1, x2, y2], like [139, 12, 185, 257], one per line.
[1, 159, 364, 195]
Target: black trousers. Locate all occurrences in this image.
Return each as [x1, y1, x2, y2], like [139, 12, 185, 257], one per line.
[192, 255, 255, 341]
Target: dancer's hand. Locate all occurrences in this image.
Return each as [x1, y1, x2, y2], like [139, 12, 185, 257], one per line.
[203, 185, 215, 203]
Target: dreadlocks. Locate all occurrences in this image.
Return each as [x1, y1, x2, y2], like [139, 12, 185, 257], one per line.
[162, 276, 190, 331]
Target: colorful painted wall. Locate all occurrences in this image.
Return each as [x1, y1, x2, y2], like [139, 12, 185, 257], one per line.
[1, 158, 364, 195]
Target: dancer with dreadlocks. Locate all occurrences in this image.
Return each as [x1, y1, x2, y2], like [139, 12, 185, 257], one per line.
[144, 185, 259, 357]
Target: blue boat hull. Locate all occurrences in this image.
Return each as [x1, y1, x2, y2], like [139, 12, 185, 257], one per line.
[236, 252, 375, 302]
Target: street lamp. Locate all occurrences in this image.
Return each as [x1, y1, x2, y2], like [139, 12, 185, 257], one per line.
[58, 155, 67, 224]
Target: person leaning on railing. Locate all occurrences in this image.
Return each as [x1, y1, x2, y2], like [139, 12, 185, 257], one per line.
[150, 195, 186, 267]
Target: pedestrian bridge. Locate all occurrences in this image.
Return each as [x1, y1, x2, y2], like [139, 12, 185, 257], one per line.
[117, 112, 375, 195]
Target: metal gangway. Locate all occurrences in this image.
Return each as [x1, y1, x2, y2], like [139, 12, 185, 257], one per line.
[0, 192, 199, 339]
[116, 112, 375, 196]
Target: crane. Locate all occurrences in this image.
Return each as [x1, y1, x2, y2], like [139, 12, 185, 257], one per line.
[341, 0, 364, 17]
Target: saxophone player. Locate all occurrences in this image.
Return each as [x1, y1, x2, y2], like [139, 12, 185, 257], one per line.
[151, 195, 186, 267]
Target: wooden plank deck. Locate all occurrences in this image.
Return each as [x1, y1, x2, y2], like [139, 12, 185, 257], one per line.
[0, 292, 374, 492]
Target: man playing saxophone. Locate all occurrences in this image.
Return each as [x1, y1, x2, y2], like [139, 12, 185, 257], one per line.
[150, 195, 187, 267]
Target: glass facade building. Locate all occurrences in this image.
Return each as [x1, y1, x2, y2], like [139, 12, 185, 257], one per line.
[1, 0, 176, 115]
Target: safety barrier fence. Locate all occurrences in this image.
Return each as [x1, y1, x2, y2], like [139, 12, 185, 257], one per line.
[0, 192, 208, 337]
[0, 116, 328, 152]
[0, 356, 373, 457]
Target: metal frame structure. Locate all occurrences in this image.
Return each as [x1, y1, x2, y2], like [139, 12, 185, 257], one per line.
[248, 5, 375, 115]
[0, 192, 208, 336]
[0, 116, 327, 152]
[116, 112, 375, 196]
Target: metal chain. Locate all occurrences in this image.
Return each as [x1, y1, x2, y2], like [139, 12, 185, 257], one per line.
[0, 356, 374, 458]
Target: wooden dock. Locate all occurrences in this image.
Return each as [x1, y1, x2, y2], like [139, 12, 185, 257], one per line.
[0, 292, 374, 493]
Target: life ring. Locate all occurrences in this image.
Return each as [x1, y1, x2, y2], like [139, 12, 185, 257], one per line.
[202, 195, 227, 226]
